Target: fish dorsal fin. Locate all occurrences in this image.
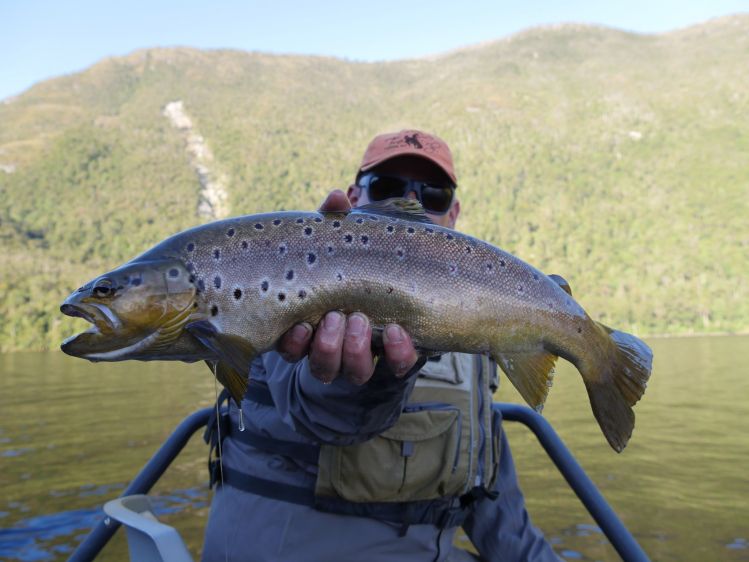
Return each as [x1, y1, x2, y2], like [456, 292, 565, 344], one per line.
[548, 273, 573, 296]
[352, 198, 434, 224]
[494, 350, 558, 412]
[187, 320, 254, 403]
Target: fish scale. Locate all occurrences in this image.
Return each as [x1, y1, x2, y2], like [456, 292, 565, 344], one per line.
[60, 200, 652, 451]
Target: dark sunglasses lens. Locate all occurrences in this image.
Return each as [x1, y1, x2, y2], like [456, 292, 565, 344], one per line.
[367, 176, 408, 201]
[421, 185, 454, 213]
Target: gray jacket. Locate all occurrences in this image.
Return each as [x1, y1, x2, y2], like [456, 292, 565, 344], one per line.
[201, 351, 559, 561]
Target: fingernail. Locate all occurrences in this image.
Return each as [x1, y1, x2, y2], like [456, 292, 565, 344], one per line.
[383, 324, 404, 344]
[291, 323, 311, 343]
[347, 314, 367, 337]
[323, 311, 343, 332]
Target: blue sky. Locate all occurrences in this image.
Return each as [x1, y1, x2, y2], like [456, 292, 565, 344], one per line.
[2, 0, 746, 100]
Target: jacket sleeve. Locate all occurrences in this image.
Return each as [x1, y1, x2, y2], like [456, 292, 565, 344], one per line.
[258, 351, 424, 446]
[462, 428, 562, 561]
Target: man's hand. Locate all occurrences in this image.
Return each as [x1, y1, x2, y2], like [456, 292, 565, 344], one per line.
[276, 190, 419, 385]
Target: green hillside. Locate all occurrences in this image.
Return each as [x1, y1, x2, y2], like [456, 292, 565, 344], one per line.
[1, 15, 747, 352]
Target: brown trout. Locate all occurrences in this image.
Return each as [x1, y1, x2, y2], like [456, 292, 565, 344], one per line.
[61, 201, 652, 452]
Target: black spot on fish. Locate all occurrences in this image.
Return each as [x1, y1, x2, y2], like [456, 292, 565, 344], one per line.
[234, 288, 242, 300]
[214, 276, 222, 289]
[307, 253, 317, 265]
[278, 292, 286, 302]
[261, 280, 269, 292]
[365, 287, 371, 294]
[485, 263, 493, 272]
[186, 263, 195, 273]
[131, 278, 142, 287]
[193, 302, 198, 308]
[332, 221, 341, 229]
[356, 218, 364, 224]
[186, 242, 195, 252]
[314, 217, 322, 223]
[387, 225, 394, 233]
[188, 275, 196, 283]
[169, 268, 179, 278]
[449, 264, 457, 274]
[407, 227, 415, 234]
[273, 219, 282, 226]
[499, 260, 506, 267]
[304, 226, 313, 236]
[533, 273, 539, 281]
[344, 234, 353, 243]
[387, 286, 394, 294]
[286, 270, 294, 281]
[327, 245, 334, 255]
[296, 218, 304, 224]
[278, 244, 287, 256]
[298, 289, 307, 299]
[396, 249, 405, 259]
[464, 246, 472, 254]
[198, 279, 205, 292]
[361, 235, 369, 245]
[213, 249, 220, 260]
[517, 284, 524, 293]
[254, 223, 263, 230]
[424, 227, 434, 233]
[227, 228, 235, 237]
[336, 272, 343, 281]
[446, 233, 454, 240]
[577, 327, 582, 333]
[241, 241, 249, 250]
[211, 305, 218, 316]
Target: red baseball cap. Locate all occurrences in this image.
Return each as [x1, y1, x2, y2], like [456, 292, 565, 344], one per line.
[358, 129, 457, 185]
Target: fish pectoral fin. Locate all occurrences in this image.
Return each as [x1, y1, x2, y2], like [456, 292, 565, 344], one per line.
[494, 350, 558, 412]
[351, 199, 434, 224]
[187, 320, 254, 402]
[204, 360, 248, 405]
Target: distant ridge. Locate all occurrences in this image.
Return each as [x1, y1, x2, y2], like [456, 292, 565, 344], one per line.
[0, 15, 747, 351]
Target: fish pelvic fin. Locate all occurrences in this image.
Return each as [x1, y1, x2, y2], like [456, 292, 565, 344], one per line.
[494, 350, 558, 412]
[585, 324, 653, 452]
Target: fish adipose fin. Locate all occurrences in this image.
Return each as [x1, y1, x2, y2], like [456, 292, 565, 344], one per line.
[585, 324, 653, 452]
[495, 350, 558, 412]
[351, 199, 434, 224]
[186, 320, 254, 403]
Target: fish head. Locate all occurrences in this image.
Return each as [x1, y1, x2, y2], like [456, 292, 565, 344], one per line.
[60, 258, 200, 360]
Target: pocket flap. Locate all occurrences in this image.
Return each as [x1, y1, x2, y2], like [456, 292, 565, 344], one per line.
[380, 408, 458, 442]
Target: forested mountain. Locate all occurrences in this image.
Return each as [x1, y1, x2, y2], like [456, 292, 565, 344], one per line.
[1, 15, 747, 351]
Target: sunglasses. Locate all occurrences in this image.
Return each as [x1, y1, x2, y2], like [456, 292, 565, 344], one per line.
[357, 173, 456, 214]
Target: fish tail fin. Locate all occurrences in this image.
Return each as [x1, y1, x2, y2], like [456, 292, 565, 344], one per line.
[494, 350, 558, 412]
[585, 324, 653, 452]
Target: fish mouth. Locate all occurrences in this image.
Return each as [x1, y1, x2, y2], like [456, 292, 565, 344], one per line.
[60, 302, 126, 358]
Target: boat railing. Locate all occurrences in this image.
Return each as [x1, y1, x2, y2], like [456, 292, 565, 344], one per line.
[69, 403, 650, 561]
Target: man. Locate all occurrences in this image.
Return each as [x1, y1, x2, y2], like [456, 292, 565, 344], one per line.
[202, 130, 559, 561]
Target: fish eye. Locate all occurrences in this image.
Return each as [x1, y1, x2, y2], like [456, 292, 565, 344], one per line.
[93, 278, 114, 297]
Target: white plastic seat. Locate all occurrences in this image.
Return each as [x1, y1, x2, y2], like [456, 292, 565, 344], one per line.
[103, 494, 193, 562]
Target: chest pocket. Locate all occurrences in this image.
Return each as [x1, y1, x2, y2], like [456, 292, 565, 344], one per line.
[315, 353, 497, 504]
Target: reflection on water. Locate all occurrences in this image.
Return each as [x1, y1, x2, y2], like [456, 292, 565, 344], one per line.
[0, 336, 748, 560]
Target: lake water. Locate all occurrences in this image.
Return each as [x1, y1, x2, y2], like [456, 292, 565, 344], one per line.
[1, 336, 747, 561]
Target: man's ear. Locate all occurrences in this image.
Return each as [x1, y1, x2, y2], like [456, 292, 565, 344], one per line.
[446, 198, 460, 229]
[347, 184, 361, 206]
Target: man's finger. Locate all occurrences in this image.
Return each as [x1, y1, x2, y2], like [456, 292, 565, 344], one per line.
[308, 311, 345, 382]
[341, 313, 375, 385]
[319, 189, 352, 213]
[277, 323, 313, 362]
[382, 324, 418, 377]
